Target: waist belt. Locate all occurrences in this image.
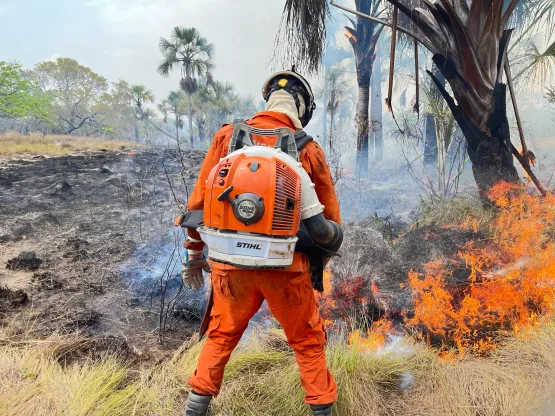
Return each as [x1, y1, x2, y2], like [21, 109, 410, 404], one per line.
[176, 210, 328, 291]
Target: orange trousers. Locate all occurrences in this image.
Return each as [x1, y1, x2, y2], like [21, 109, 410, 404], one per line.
[188, 256, 337, 405]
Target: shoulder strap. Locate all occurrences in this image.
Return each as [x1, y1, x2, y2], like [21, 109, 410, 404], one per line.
[229, 120, 301, 159]
[294, 130, 314, 150]
[280, 134, 290, 153]
[231, 119, 247, 152]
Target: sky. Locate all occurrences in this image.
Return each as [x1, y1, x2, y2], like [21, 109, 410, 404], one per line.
[2, 0, 553, 145]
[1, 0, 287, 102]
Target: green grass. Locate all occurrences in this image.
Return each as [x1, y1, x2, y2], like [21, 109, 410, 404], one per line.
[1, 323, 555, 415]
[0, 131, 141, 156]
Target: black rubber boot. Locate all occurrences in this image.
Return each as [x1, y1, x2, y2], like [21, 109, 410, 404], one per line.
[184, 391, 212, 416]
[310, 403, 333, 416]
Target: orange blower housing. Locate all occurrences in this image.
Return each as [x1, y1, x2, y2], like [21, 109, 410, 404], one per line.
[204, 152, 302, 237]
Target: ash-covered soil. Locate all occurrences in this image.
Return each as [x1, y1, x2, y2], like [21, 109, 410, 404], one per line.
[331, 221, 479, 323]
[0, 149, 206, 361]
[0, 146, 480, 363]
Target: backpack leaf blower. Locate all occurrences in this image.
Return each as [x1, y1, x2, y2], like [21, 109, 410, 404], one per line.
[178, 122, 343, 276]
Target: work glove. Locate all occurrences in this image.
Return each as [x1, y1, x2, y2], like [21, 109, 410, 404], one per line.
[181, 250, 211, 291]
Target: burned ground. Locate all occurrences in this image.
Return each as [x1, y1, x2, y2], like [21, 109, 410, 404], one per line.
[0, 149, 205, 360]
[0, 147, 482, 363]
[328, 222, 479, 325]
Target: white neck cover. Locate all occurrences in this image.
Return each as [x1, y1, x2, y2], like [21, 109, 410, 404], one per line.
[264, 90, 305, 130]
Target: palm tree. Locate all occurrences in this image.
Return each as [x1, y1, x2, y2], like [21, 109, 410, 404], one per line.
[210, 81, 235, 128]
[321, 7, 354, 147]
[383, 0, 545, 197]
[129, 85, 154, 117]
[345, 0, 385, 177]
[129, 85, 154, 141]
[423, 64, 445, 166]
[157, 100, 171, 123]
[190, 79, 238, 142]
[158, 27, 214, 149]
[280, 0, 552, 199]
[191, 82, 212, 143]
[167, 90, 186, 140]
[324, 67, 351, 153]
[130, 84, 176, 141]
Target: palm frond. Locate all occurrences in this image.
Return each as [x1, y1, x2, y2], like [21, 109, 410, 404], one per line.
[514, 37, 555, 86]
[189, 59, 213, 78]
[157, 59, 174, 76]
[275, 0, 330, 73]
[386, 0, 510, 128]
[546, 86, 555, 102]
[168, 90, 186, 104]
[130, 85, 154, 113]
[172, 27, 198, 45]
[344, 14, 357, 29]
[196, 37, 215, 59]
[508, 0, 555, 31]
[508, 0, 555, 54]
[206, 72, 216, 90]
[158, 37, 175, 53]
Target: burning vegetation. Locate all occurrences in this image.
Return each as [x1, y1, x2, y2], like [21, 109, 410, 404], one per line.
[322, 183, 555, 357]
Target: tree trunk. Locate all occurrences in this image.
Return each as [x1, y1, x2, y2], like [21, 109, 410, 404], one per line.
[175, 117, 180, 141]
[329, 110, 335, 152]
[424, 63, 445, 165]
[187, 92, 194, 148]
[356, 83, 370, 178]
[466, 85, 519, 199]
[429, 71, 519, 200]
[370, 51, 383, 162]
[322, 65, 329, 154]
[198, 121, 205, 144]
[134, 124, 139, 143]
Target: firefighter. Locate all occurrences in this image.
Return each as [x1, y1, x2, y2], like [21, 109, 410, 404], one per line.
[182, 70, 341, 416]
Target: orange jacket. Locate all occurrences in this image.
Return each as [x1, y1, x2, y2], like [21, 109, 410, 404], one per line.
[185, 111, 341, 251]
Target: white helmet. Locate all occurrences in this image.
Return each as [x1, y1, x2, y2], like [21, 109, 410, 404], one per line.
[261, 68, 316, 127]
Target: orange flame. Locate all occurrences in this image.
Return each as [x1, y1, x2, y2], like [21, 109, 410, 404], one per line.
[371, 281, 380, 297]
[407, 182, 555, 355]
[345, 30, 358, 42]
[348, 319, 394, 352]
[322, 182, 554, 357]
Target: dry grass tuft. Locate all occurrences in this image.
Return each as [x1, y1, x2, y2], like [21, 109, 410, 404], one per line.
[0, 131, 142, 157]
[417, 197, 494, 230]
[1, 323, 554, 415]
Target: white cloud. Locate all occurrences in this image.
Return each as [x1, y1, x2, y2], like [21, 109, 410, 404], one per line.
[45, 52, 61, 62]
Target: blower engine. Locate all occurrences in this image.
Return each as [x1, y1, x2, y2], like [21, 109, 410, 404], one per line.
[179, 122, 343, 270]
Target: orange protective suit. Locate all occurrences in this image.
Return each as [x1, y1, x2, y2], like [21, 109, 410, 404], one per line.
[185, 111, 340, 405]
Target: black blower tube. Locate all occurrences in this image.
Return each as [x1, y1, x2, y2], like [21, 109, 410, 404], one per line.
[303, 214, 343, 254]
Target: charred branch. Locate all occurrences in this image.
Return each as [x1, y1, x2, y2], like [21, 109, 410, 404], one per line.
[331, 1, 432, 49]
